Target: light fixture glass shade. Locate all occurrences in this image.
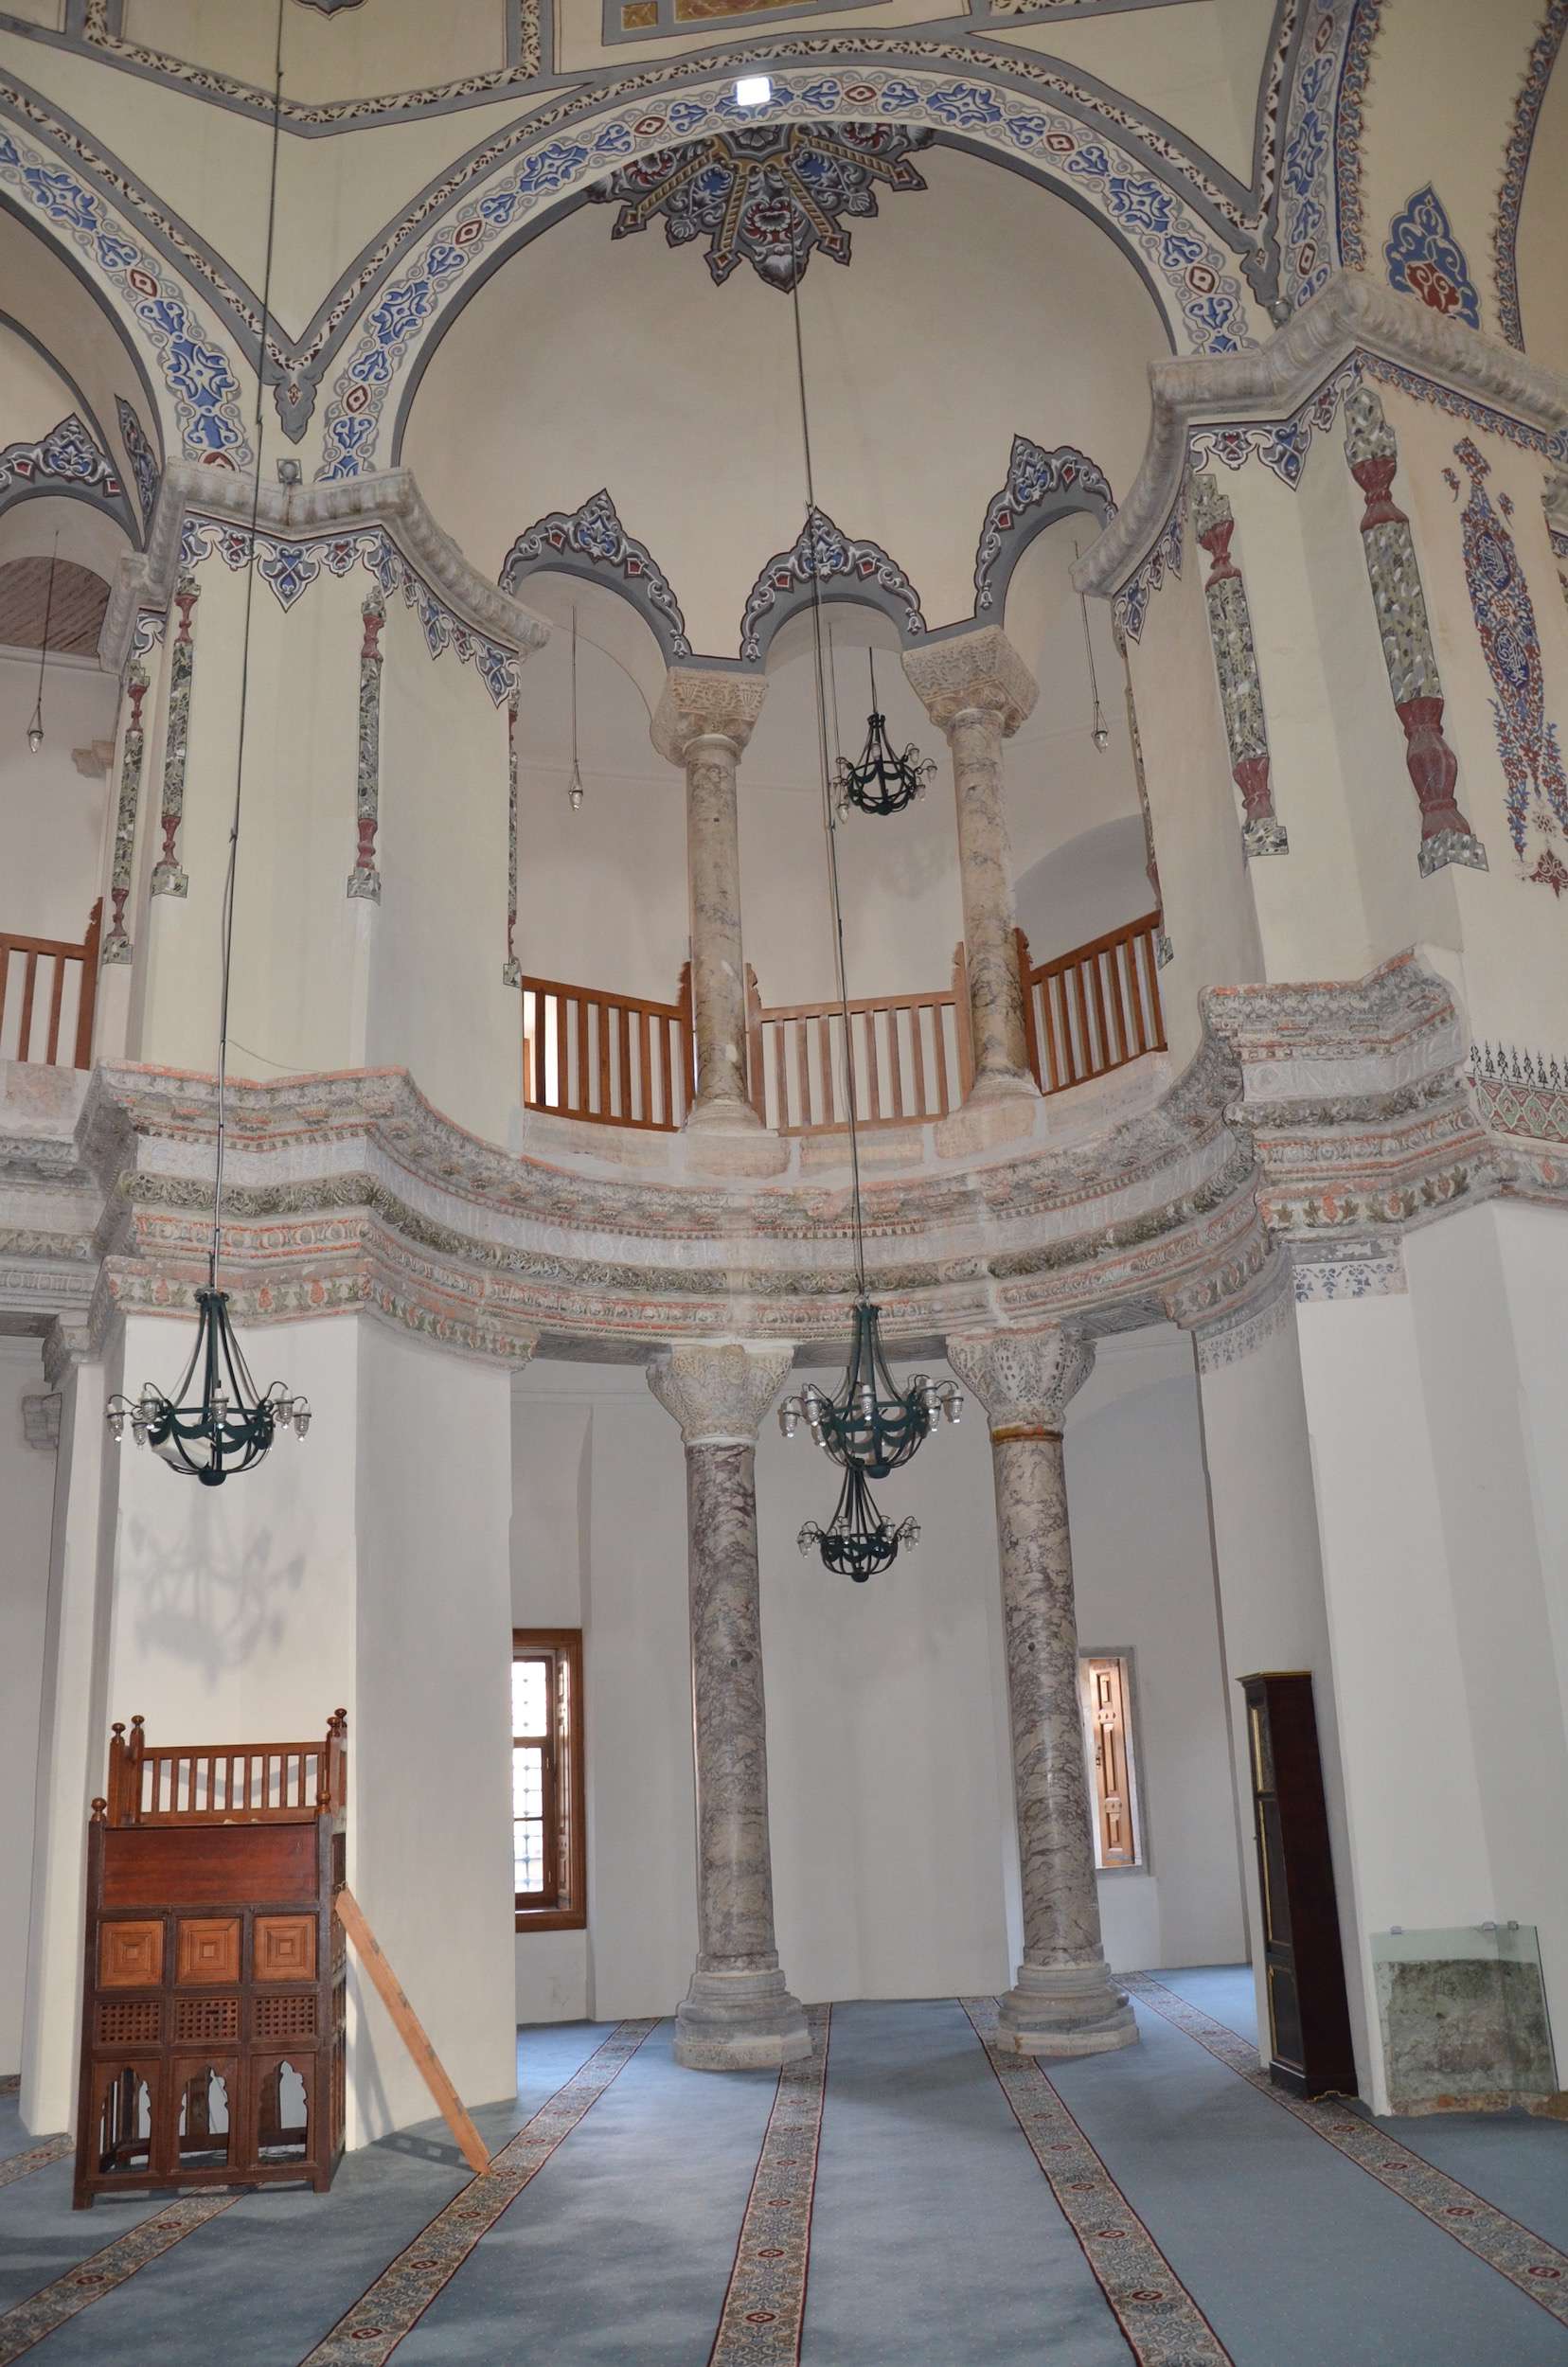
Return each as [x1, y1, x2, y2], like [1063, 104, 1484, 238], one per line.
[26, 721, 43, 755]
[106, 1288, 309, 1486]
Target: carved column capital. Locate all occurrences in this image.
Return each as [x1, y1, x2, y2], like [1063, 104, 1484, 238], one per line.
[902, 626, 1038, 737]
[648, 1340, 794, 1447]
[946, 1326, 1095, 1434]
[652, 668, 768, 765]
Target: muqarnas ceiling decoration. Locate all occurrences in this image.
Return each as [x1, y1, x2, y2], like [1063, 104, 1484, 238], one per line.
[589, 122, 935, 292]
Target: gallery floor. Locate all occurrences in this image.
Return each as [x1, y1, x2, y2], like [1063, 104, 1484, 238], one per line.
[4, 1968, 1568, 2366]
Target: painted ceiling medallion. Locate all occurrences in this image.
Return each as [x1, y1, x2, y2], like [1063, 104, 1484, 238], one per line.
[589, 122, 934, 291]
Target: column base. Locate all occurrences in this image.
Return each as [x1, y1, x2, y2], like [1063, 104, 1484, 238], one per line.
[673, 1965, 811, 2072]
[994, 1960, 1139, 2058]
[685, 1093, 763, 1134]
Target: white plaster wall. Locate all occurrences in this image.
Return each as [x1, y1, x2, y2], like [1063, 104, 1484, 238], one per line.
[0, 1342, 55, 2075]
[0, 650, 115, 952]
[509, 1392, 591, 2025]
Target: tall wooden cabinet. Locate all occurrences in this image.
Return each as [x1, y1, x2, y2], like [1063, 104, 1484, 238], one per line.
[1240, 1672, 1357, 2100]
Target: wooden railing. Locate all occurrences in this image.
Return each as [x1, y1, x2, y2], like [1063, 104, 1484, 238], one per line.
[1018, 912, 1166, 1095]
[0, 898, 100, 1068]
[746, 947, 972, 1135]
[521, 963, 695, 1131]
[103, 1709, 348, 1826]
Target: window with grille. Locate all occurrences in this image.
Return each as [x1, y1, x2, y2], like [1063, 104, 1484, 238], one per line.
[1080, 1653, 1142, 1870]
[513, 1629, 586, 1932]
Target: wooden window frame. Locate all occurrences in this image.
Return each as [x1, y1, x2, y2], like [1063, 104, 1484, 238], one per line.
[513, 1628, 586, 1934]
[1079, 1649, 1144, 1873]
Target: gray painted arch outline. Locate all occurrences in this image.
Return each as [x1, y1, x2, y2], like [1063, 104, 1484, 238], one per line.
[739, 509, 925, 665]
[500, 488, 691, 662]
[972, 435, 1116, 615]
[0, 411, 138, 543]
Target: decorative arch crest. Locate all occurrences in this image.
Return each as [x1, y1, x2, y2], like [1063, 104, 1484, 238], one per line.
[739, 510, 925, 666]
[499, 489, 690, 662]
[972, 436, 1116, 616]
[0, 412, 138, 542]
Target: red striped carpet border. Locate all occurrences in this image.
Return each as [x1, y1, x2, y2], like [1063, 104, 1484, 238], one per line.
[1128, 1974, 1568, 2329]
[707, 2002, 832, 2367]
[299, 2016, 658, 2366]
[0, 2192, 240, 2366]
[961, 1996, 1235, 2367]
[0, 2138, 71, 2192]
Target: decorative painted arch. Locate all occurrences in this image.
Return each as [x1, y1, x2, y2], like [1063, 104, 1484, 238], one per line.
[1492, 0, 1568, 352]
[972, 436, 1115, 617]
[323, 62, 1262, 485]
[739, 509, 924, 666]
[0, 412, 138, 543]
[499, 489, 691, 663]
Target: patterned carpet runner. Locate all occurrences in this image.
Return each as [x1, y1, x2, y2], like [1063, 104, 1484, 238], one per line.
[0, 2139, 71, 2194]
[1128, 1974, 1568, 2330]
[962, 1997, 1235, 2367]
[707, 2003, 832, 2367]
[0, 2192, 240, 2366]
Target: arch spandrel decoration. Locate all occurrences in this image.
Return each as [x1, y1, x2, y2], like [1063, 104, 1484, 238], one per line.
[738, 510, 925, 666]
[0, 412, 138, 542]
[972, 436, 1116, 617]
[500, 489, 691, 663]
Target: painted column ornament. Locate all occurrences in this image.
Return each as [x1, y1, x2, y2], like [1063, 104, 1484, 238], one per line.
[647, 1341, 810, 2071]
[347, 593, 384, 901]
[151, 573, 198, 898]
[946, 1326, 1138, 2059]
[904, 627, 1040, 1099]
[502, 692, 521, 987]
[1115, 619, 1173, 968]
[1190, 471, 1288, 858]
[1342, 384, 1486, 877]
[102, 664, 150, 964]
[652, 670, 769, 1131]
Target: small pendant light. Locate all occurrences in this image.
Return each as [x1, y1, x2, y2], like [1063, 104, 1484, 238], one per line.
[26, 533, 59, 756]
[1076, 541, 1111, 754]
[566, 604, 586, 811]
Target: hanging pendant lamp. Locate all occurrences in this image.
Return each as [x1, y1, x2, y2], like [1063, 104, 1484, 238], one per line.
[106, 0, 308, 1486]
[774, 223, 961, 1580]
[566, 603, 586, 811]
[1076, 542, 1111, 754]
[832, 647, 935, 819]
[26, 533, 59, 756]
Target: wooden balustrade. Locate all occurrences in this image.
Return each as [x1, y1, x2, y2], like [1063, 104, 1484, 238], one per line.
[520, 962, 695, 1131]
[745, 947, 972, 1134]
[1017, 911, 1166, 1095]
[0, 899, 100, 1068]
[105, 1708, 347, 1827]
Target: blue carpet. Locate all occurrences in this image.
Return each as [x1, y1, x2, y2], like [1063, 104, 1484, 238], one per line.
[1371, 2107, 1568, 2253]
[0, 2093, 58, 2165]
[1148, 1964, 1259, 2045]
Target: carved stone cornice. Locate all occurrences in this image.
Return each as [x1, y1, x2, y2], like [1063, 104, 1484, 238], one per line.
[1077, 272, 1568, 602]
[651, 668, 769, 765]
[902, 626, 1037, 737]
[647, 1340, 793, 1446]
[100, 462, 549, 674]
[946, 1326, 1094, 1433]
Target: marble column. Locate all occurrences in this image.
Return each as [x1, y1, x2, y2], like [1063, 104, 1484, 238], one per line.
[947, 1326, 1137, 2056]
[652, 670, 769, 1132]
[647, 1340, 810, 2069]
[904, 627, 1039, 1101]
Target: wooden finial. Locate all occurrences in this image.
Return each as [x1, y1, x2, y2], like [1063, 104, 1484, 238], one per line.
[111, 1721, 125, 1738]
[90, 1797, 107, 1824]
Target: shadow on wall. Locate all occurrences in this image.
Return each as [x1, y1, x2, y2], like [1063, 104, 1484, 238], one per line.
[122, 1515, 305, 1686]
[1016, 814, 1151, 960]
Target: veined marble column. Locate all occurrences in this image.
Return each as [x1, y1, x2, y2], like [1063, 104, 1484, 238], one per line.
[647, 1340, 810, 2069]
[904, 627, 1039, 1101]
[947, 1326, 1137, 2057]
[652, 670, 768, 1132]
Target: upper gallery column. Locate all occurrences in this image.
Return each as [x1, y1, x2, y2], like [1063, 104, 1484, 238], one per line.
[904, 626, 1039, 1101]
[947, 1326, 1137, 2057]
[652, 669, 769, 1132]
[647, 1339, 810, 2070]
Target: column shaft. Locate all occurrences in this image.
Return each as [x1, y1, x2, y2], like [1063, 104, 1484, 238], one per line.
[685, 734, 756, 1130]
[950, 704, 1033, 1094]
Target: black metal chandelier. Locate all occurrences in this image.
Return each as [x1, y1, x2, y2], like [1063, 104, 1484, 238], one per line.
[833, 649, 935, 819]
[105, 1, 308, 1487]
[776, 223, 962, 1581]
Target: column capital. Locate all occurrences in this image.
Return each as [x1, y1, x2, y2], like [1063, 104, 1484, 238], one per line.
[946, 1326, 1095, 1433]
[902, 627, 1037, 737]
[647, 1340, 793, 1447]
[652, 667, 768, 765]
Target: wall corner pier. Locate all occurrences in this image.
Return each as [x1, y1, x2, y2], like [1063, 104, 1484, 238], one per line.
[946, 1326, 1137, 2058]
[647, 1340, 810, 2071]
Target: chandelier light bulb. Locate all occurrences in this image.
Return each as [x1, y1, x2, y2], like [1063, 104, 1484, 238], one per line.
[27, 719, 43, 756]
[568, 771, 584, 811]
[1092, 708, 1111, 754]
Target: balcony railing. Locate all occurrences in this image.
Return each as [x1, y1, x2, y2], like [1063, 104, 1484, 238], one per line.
[521, 963, 695, 1131]
[745, 948, 972, 1134]
[0, 899, 100, 1068]
[1018, 912, 1166, 1094]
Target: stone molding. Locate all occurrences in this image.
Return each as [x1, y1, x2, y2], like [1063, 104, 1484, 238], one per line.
[1077, 273, 1568, 603]
[651, 668, 768, 765]
[902, 626, 1037, 737]
[21, 1392, 62, 1449]
[647, 1341, 793, 1446]
[945, 1326, 1095, 1432]
[99, 461, 549, 676]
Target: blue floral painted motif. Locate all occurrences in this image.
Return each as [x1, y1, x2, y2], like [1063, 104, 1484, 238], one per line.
[1384, 185, 1480, 328]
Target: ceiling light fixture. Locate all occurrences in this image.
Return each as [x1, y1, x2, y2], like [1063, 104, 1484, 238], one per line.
[566, 603, 586, 811]
[106, 0, 308, 1484]
[1076, 540, 1111, 754]
[833, 645, 935, 820]
[26, 533, 59, 756]
[734, 74, 772, 107]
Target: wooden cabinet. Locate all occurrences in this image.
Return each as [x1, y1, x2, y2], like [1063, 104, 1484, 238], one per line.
[1240, 1672, 1358, 2100]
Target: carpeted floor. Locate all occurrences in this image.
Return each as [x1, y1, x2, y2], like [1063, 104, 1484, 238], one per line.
[4, 1971, 1567, 2366]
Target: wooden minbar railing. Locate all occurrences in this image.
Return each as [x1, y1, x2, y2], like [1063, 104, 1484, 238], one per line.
[521, 962, 695, 1130]
[74, 1709, 348, 2207]
[745, 947, 972, 1134]
[1017, 911, 1166, 1095]
[0, 898, 100, 1067]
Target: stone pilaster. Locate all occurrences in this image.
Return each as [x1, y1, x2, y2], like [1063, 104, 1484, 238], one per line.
[347, 593, 385, 901]
[903, 627, 1039, 1102]
[946, 1326, 1138, 2058]
[652, 671, 768, 1133]
[101, 663, 149, 963]
[1190, 470, 1288, 860]
[647, 1339, 809, 2070]
[151, 573, 197, 898]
